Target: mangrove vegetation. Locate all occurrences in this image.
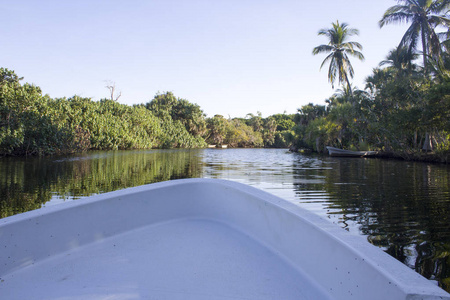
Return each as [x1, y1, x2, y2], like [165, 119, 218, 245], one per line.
[1, 0, 450, 162]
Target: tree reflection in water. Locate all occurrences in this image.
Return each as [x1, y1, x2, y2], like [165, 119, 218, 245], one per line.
[292, 157, 450, 291]
[0, 149, 449, 292]
[0, 150, 203, 218]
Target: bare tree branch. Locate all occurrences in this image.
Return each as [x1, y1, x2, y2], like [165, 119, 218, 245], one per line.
[105, 80, 122, 101]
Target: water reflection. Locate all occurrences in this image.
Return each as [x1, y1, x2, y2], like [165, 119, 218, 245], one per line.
[0, 150, 203, 216]
[200, 149, 450, 291]
[294, 157, 450, 292]
[0, 149, 449, 292]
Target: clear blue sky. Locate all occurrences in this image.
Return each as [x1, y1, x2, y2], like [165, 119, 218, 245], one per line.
[1, 0, 408, 118]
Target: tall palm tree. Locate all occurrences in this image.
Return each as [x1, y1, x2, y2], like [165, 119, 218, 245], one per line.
[312, 21, 365, 95]
[379, 0, 450, 74]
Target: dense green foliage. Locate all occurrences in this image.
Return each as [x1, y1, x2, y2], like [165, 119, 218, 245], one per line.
[1, 1, 450, 162]
[297, 2, 450, 162]
[0, 72, 208, 155]
[204, 113, 296, 148]
[292, 69, 450, 161]
[0, 70, 295, 156]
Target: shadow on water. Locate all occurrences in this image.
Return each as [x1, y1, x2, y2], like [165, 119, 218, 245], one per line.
[0, 148, 449, 292]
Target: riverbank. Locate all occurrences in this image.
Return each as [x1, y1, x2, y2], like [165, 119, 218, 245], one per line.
[374, 150, 449, 164]
[290, 146, 449, 164]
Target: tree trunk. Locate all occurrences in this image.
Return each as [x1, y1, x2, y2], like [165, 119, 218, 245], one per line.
[315, 137, 321, 153]
[422, 133, 433, 152]
[414, 131, 418, 149]
[344, 74, 356, 107]
[421, 29, 428, 74]
[345, 75, 353, 98]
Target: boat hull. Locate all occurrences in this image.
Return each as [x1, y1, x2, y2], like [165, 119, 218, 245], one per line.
[327, 146, 377, 157]
[1, 179, 448, 300]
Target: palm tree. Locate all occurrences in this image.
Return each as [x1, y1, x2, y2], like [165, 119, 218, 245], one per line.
[438, 26, 450, 52]
[312, 20, 365, 94]
[297, 103, 327, 126]
[379, 0, 450, 74]
[379, 47, 422, 76]
[333, 84, 355, 102]
[365, 68, 393, 97]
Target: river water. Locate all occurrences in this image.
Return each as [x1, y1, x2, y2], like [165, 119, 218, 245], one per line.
[1, 148, 449, 292]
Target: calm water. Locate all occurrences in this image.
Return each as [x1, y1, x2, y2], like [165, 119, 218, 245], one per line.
[1, 148, 449, 292]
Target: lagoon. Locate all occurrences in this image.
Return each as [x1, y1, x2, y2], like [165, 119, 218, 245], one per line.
[1, 148, 449, 292]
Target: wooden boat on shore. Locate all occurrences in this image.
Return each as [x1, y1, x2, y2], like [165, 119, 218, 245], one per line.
[1, 179, 449, 300]
[327, 146, 378, 157]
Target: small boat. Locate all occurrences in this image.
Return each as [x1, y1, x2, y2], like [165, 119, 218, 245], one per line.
[1, 179, 448, 300]
[327, 146, 378, 157]
[207, 144, 228, 149]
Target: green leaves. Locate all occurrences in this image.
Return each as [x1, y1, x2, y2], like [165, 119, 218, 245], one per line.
[313, 20, 364, 90]
[380, 0, 450, 73]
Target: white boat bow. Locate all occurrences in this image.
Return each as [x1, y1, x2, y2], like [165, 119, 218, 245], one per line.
[1, 179, 449, 300]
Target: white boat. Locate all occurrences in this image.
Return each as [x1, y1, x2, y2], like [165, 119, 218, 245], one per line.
[207, 144, 228, 149]
[327, 146, 378, 157]
[1, 179, 448, 300]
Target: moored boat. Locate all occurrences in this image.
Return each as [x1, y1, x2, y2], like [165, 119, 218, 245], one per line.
[207, 144, 228, 149]
[1, 179, 448, 300]
[327, 146, 378, 157]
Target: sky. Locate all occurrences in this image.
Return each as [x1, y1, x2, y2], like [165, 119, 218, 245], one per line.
[0, 0, 409, 118]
